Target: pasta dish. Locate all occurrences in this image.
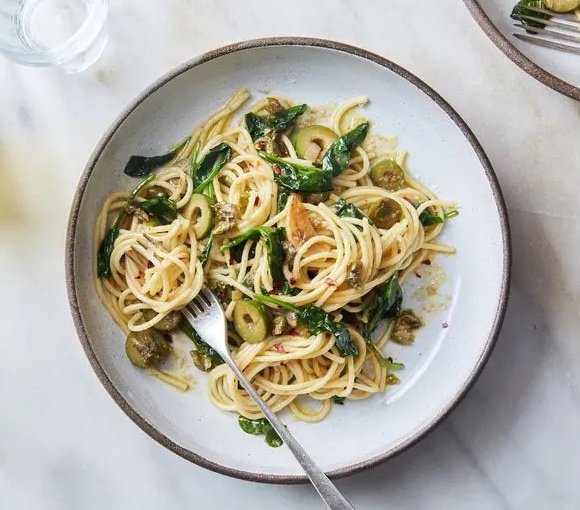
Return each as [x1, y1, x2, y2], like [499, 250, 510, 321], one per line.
[94, 88, 457, 440]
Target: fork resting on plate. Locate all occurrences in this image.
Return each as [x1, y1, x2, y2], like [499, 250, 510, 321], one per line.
[182, 288, 357, 510]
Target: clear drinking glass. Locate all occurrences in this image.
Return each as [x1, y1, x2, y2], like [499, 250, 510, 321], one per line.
[0, 0, 108, 72]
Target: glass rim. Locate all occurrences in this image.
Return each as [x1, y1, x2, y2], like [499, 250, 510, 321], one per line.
[0, 0, 108, 66]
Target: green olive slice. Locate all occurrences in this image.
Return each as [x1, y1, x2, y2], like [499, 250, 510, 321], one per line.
[370, 160, 404, 191]
[125, 329, 171, 368]
[295, 125, 338, 163]
[142, 309, 182, 331]
[368, 198, 403, 229]
[234, 300, 271, 344]
[189, 193, 214, 239]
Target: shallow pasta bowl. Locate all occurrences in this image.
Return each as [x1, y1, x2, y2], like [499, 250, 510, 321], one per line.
[65, 37, 511, 483]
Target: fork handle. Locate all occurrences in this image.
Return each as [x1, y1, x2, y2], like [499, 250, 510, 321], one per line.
[223, 357, 356, 510]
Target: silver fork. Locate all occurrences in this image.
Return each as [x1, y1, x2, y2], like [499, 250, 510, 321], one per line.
[182, 288, 356, 510]
[512, 5, 580, 54]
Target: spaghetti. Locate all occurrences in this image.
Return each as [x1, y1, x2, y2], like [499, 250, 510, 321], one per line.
[95, 88, 457, 423]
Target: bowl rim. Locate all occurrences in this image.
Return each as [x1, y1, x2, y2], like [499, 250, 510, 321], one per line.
[462, 0, 580, 102]
[65, 36, 512, 484]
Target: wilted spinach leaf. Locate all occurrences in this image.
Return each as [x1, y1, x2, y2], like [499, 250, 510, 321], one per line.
[123, 136, 190, 177]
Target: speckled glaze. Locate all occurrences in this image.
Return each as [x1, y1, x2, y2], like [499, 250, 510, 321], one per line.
[65, 38, 511, 483]
[463, 0, 580, 102]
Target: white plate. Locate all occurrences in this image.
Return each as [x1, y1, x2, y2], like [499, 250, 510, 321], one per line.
[66, 38, 511, 482]
[464, 0, 580, 101]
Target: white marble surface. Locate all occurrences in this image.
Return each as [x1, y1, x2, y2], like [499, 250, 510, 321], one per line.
[1, 1, 579, 508]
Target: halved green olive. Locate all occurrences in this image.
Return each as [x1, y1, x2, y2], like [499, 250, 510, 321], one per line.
[295, 125, 338, 163]
[234, 300, 270, 344]
[544, 0, 580, 12]
[125, 329, 171, 368]
[390, 310, 422, 345]
[189, 193, 214, 239]
[368, 198, 403, 229]
[370, 160, 404, 191]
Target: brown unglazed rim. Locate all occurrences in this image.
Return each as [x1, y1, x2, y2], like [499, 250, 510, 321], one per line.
[65, 37, 512, 484]
[463, 0, 580, 102]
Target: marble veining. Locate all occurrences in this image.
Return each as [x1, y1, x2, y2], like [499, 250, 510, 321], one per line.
[1, 1, 579, 508]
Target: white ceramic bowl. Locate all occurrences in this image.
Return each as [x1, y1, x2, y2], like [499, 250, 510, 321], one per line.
[464, 0, 580, 101]
[66, 38, 511, 483]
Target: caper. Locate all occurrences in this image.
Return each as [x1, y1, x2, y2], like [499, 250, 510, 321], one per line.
[368, 198, 403, 229]
[146, 186, 168, 199]
[370, 160, 405, 191]
[125, 329, 171, 368]
[390, 310, 422, 345]
[304, 192, 331, 205]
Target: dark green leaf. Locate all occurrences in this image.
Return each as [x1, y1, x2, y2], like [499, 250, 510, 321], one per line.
[280, 281, 300, 296]
[511, 0, 550, 29]
[245, 113, 270, 142]
[245, 104, 307, 141]
[96, 225, 121, 278]
[123, 136, 191, 177]
[331, 396, 346, 405]
[255, 294, 358, 357]
[321, 122, 369, 177]
[138, 198, 177, 225]
[238, 416, 271, 435]
[265, 427, 283, 447]
[277, 188, 292, 213]
[221, 227, 285, 286]
[259, 152, 333, 193]
[362, 274, 403, 341]
[192, 142, 232, 193]
[199, 232, 214, 266]
[419, 208, 444, 226]
[266, 104, 307, 132]
[335, 198, 373, 225]
[179, 315, 224, 369]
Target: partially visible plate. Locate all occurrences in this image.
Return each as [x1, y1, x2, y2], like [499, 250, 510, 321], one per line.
[66, 37, 511, 483]
[464, 0, 580, 101]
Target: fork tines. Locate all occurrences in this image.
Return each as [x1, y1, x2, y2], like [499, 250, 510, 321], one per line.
[513, 6, 580, 55]
[186, 289, 213, 318]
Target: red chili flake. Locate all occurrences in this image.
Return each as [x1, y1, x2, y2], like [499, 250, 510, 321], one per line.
[254, 196, 260, 206]
[324, 277, 336, 286]
[268, 289, 279, 296]
[289, 277, 297, 285]
[147, 260, 154, 268]
[229, 257, 236, 265]
[138, 270, 144, 277]
[287, 329, 299, 336]
[422, 259, 432, 266]
[442, 322, 449, 329]
[274, 343, 285, 353]
[415, 272, 422, 278]
[162, 333, 172, 343]
[272, 164, 282, 175]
